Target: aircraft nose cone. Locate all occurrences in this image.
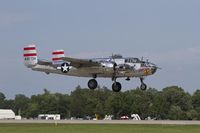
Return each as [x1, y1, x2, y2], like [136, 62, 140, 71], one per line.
[151, 66, 157, 74]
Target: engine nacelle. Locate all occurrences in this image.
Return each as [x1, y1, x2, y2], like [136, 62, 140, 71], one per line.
[101, 61, 115, 68]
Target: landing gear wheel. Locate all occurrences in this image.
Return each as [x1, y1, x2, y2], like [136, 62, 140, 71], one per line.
[140, 83, 147, 91]
[112, 82, 122, 92]
[88, 79, 98, 90]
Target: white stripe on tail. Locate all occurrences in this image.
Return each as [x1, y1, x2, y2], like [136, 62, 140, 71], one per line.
[24, 45, 38, 67]
[52, 50, 65, 64]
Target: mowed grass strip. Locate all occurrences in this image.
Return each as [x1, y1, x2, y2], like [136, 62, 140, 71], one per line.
[0, 124, 200, 133]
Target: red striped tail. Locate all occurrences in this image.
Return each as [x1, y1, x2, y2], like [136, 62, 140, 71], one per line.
[52, 50, 65, 64]
[23, 45, 38, 67]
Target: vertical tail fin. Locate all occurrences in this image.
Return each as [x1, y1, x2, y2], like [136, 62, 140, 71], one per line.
[23, 45, 38, 67]
[52, 50, 65, 64]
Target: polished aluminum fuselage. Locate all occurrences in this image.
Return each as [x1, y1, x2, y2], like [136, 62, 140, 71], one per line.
[31, 57, 156, 78]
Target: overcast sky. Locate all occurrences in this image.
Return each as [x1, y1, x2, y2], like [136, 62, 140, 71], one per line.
[0, 0, 200, 99]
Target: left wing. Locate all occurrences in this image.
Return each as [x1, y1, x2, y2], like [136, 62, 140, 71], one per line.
[61, 57, 101, 68]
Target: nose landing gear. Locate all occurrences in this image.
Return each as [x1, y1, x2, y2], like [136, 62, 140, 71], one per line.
[140, 77, 147, 91]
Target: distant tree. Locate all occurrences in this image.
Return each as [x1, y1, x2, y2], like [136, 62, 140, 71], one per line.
[1, 85, 198, 120]
[93, 88, 111, 119]
[192, 90, 200, 119]
[0, 92, 6, 108]
[105, 92, 129, 119]
[168, 105, 185, 120]
[54, 93, 71, 119]
[192, 90, 200, 109]
[162, 86, 192, 119]
[26, 89, 70, 118]
[0, 92, 5, 101]
[70, 86, 111, 119]
[26, 103, 39, 118]
[143, 88, 168, 120]
[43, 88, 50, 95]
[14, 94, 30, 116]
[3, 100, 14, 109]
[70, 88, 96, 118]
[0, 92, 15, 110]
[186, 109, 198, 120]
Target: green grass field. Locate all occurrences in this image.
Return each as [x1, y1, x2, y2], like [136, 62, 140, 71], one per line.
[0, 124, 200, 133]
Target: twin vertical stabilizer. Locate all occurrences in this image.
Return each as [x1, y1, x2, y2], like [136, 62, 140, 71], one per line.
[24, 45, 38, 67]
[24, 44, 65, 67]
[52, 50, 65, 64]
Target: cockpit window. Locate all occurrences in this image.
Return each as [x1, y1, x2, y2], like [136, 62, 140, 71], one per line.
[141, 63, 145, 67]
[125, 58, 140, 63]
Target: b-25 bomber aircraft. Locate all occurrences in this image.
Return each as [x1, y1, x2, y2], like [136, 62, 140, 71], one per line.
[24, 45, 159, 92]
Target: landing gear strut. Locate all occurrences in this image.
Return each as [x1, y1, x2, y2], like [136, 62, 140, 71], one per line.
[125, 77, 130, 81]
[140, 77, 147, 91]
[88, 79, 98, 90]
[111, 63, 122, 92]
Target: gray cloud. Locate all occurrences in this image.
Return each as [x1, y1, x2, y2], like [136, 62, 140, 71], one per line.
[1, 0, 200, 99]
[0, 13, 32, 28]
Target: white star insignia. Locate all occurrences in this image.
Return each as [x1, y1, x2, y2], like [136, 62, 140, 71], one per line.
[62, 64, 69, 72]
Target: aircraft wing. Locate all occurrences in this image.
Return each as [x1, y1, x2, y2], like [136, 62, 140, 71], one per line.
[61, 57, 101, 68]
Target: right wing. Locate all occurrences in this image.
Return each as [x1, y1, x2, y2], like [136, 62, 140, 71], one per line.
[61, 57, 101, 68]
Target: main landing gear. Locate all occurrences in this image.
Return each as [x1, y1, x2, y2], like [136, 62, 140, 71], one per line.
[87, 77, 147, 92]
[87, 78, 122, 92]
[87, 77, 122, 92]
[88, 79, 98, 90]
[111, 77, 122, 92]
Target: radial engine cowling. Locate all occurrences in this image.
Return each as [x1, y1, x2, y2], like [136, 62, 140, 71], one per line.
[101, 61, 115, 68]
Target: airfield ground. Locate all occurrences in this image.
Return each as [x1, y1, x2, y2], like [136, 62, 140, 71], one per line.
[0, 120, 200, 133]
[0, 123, 200, 133]
[1, 120, 200, 125]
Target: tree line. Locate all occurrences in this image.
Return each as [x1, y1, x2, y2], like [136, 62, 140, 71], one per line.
[0, 86, 200, 120]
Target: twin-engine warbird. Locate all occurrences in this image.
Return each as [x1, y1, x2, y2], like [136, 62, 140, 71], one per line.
[24, 45, 159, 92]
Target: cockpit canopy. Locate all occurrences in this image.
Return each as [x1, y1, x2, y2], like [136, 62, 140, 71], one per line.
[110, 54, 123, 59]
[125, 58, 140, 63]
